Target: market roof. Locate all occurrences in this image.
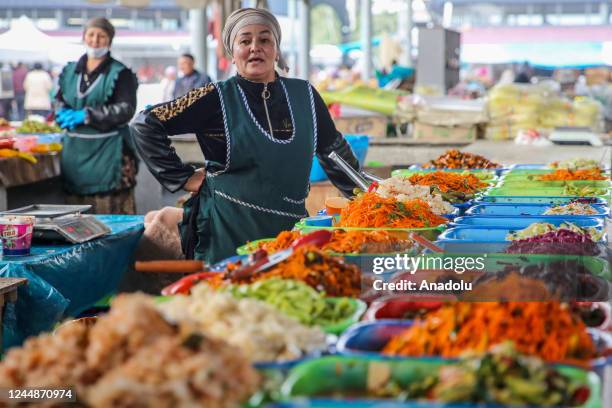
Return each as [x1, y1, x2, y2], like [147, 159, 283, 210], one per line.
[0, 0, 178, 8]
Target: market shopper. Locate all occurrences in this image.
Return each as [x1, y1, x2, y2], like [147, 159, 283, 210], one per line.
[131, 7, 360, 263]
[55, 17, 139, 214]
[12, 62, 27, 120]
[24, 63, 53, 117]
[173, 53, 211, 98]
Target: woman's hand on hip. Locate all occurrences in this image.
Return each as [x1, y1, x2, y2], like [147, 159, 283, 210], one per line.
[183, 168, 205, 193]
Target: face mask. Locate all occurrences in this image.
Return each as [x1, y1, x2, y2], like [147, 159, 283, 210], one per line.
[86, 46, 109, 59]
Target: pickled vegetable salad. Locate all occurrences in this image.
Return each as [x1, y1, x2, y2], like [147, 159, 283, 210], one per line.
[506, 222, 603, 242]
[543, 203, 599, 215]
[368, 342, 591, 407]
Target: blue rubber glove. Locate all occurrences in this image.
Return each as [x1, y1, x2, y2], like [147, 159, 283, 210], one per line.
[61, 109, 87, 130]
[55, 108, 74, 128]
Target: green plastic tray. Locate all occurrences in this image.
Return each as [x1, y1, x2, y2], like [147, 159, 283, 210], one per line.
[497, 180, 612, 188]
[236, 238, 273, 255]
[293, 222, 447, 242]
[501, 173, 611, 182]
[486, 186, 611, 199]
[156, 296, 366, 336]
[505, 168, 610, 175]
[281, 356, 602, 408]
[322, 298, 368, 335]
[391, 169, 497, 182]
[236, 237, 424, 258]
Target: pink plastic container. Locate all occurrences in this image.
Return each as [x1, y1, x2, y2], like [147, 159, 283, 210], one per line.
[0, 215, 35, 256]
[12, 135, 38, 152]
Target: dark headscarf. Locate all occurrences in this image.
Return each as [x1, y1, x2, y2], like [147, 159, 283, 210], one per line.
[83, 17, 115, 45]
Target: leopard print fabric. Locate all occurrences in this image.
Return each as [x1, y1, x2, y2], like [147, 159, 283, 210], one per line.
[152, 83, 215, 122]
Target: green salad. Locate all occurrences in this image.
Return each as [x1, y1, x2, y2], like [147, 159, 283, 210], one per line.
[221, 278, 356, 327]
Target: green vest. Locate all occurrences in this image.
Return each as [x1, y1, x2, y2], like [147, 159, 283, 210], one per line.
[182, 76, 316, 263]
[58, 59, 132, 195]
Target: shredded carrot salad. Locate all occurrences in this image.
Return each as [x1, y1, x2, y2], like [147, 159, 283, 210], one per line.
[224, 246, 362, 297]
[258, 231, 301, 253]
[423, 149, 500, 169]
[407, 172, 488, 194]
[538, 169, 607, 181]
[338, 192, 448, 228]
[382, 302, 596, 363]
[323, 230, 412, 254]
[258, 229, 413, 254]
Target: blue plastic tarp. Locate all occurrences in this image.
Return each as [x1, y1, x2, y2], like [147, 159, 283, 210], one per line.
[0, 215, 144, 349]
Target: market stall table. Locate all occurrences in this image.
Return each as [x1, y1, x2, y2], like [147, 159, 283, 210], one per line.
[0, 153, 61, 211]
[366, 139, 611, 167]
[0, 277, 27, 354]
[0, 215, 143, 349]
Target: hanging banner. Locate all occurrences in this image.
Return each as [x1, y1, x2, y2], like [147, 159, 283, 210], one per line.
[118, 0, 151, 8]
[176, 0, 209, 9]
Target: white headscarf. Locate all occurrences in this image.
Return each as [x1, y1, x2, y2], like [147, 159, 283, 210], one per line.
[222, 7, 288, 71]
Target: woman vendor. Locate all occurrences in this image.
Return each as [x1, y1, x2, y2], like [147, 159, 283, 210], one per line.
[55, 17, 139, 214]
[131, 8, 360, 263]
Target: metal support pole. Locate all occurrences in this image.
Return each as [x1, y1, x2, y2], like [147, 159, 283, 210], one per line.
[601, 2, 609, 25]
[55, 9, 64, 29]
[298, 0, 310, 80]
[398, 0, 413, 67]
[189, 8, 208, 74]
[288, 0, 298, 75]
[360, 0, 372, 81]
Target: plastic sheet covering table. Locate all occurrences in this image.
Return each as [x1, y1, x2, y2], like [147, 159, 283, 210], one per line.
[0, 215, 144, 349]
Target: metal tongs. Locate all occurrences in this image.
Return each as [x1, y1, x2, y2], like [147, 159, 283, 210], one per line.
[328, 151, 382, 192]
[328, 152, 444, 253]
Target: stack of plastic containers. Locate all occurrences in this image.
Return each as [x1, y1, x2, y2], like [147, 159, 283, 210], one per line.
[437, 164, 611, 257]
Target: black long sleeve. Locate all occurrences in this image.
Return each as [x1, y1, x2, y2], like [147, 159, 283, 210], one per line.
[309, 86, 360, 197]
[85, 69, 138, 132]
[130, 76, 360, 195]
[55, 57, 138, 132]
[130, 84, 220, 192]
[131, 111, 196, 192]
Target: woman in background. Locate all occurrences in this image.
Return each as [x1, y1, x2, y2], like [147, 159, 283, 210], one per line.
[55, 17, 139, 214]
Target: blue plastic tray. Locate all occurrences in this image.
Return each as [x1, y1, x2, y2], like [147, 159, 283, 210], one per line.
[443, 206, 461, 220]
[451, 216, 606, 229]
[475, 195, 608, 206]
[254, 353, 323, 371]
[32, 132, 64, 144]
[450, 200, 474, 214]
[209, 254, 247, 272]
[409, 164, 507, 176]
[336, 320, 412, 357]
[337, 321, 612, 365]
[466, 203, 609, 217]
[507, 164, 612, 171]
[437, 226, 607, 243]
[431, 241, 609, 257]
